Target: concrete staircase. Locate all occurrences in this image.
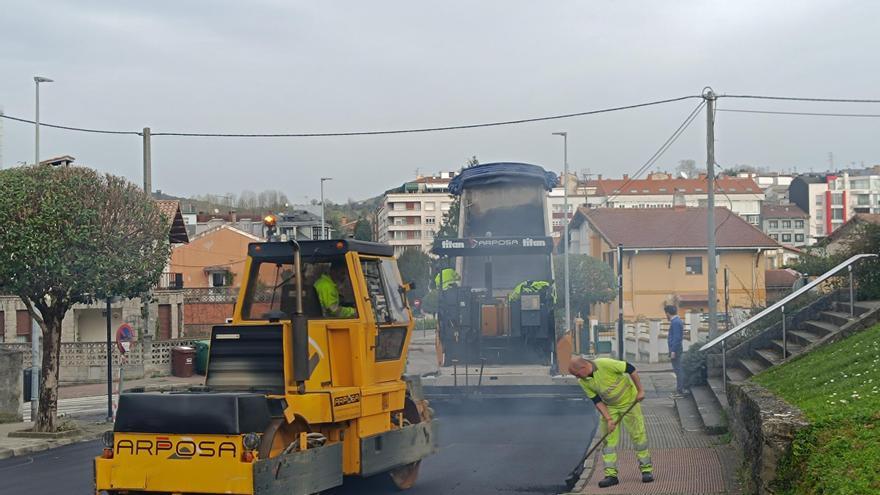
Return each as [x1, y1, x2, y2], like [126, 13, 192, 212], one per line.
[675, 300, 880, 434]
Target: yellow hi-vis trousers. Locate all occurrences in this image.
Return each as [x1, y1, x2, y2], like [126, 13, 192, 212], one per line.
[599, 402, 652, 477]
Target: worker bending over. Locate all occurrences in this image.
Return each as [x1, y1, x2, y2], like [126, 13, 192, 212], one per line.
[314, 261, 356, 318]
[569, 356, 654, 488]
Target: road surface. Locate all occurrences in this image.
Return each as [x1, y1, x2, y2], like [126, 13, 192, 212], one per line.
[0, 399, 596, 495]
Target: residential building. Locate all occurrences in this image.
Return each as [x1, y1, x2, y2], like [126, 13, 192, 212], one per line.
[568, 206, 779, 323]
[546, 173, 589, 240]
[193, 209, 330, 240]
[765, 268, 802, 304]
[736, 172, 795, 204]
[819, 213, 880, 256]
[790, 171, 880, 243]
[170, 225, 262, 289]
[761, 204, 809, 266]
[377, 172, 456, 255]
[789, 175, 829, 243]
[587, 172, 765, 225]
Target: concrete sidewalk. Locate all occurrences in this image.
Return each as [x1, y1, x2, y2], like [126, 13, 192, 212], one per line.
[564, 371, 742, 495]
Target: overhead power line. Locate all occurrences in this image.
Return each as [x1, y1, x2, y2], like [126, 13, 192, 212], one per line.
[718, 94, 880, 104]
[599, 100, 707, 207]
[718, 108, 880, 118]
[0, 114, 140, 135]
[0, 95, 701, 138]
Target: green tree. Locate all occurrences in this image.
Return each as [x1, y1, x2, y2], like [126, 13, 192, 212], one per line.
[0, 165, 170, 432]
[396, 249, 432, 302]
[553, 254, 617, 319]
[354, 217, 373, 241]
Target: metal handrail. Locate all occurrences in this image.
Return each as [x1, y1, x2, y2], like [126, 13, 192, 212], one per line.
[701, 253, 877, 351]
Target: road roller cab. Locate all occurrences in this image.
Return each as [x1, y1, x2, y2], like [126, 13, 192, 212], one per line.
[94, 239, 437, 494]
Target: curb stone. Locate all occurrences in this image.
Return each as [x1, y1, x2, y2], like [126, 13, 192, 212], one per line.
[1, 431, 102, 461]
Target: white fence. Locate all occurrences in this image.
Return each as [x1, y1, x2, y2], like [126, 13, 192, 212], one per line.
[0, 337, 203, 384]
[591, 312, 721, 363]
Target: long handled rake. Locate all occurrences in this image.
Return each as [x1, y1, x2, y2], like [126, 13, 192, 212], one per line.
[565, 400, 639, 490]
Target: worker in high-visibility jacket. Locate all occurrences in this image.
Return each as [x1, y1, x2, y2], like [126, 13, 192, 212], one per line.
[569, 356, 654, 488]
[434, 268, 461, 290]
[508, 279, 556, 303]
[314, 261, 356, 318]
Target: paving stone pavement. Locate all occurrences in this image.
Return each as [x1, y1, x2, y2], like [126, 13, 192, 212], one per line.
[565, 371, 743, 495]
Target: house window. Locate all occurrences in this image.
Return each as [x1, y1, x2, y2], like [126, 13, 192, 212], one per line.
[782, 234, 792, 243]
[16, 310, 31, 342]
[552, 219, 562, 227]
[831, 194, 843, 206]
[685, 257, 703, 275]
[425, 217, 436, 225]
[782, 220, 791, 229]
[857, 195, 871, 206]
[832, 209, 844, 220]
[770, 234, 779, 240]
[795, 220, 804, 229]
[815, 195, 823, 206]
[424, 202, 436, 211]
[210, 271, 230, 287]
[769, 220, 778, 229]
[795, 234, 805, 243]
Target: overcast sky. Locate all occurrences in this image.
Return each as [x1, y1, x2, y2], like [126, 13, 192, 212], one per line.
[2, 1, 879, 202]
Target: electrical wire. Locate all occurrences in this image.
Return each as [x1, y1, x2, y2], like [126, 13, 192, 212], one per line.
[718, 94, 880, 104]
[0, 95, 701, 138]
[0, 114, 141, 135]
[718, 108, 880, 118]
[598, 100, 706, 207]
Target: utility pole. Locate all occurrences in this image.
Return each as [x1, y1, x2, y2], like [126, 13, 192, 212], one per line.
[106, 297, 113, 421]
[705, 88, 719, 340]
[320, 177, 332, 240]
[142, 127, 152, 339]
[142, 127, 152, 195]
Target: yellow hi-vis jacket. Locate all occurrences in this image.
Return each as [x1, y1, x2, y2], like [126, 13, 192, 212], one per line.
[508, 280, 555, 302]
[434, 268, 461, 290]
[314, 274, 356, 318]
[577, 358, 637, 407]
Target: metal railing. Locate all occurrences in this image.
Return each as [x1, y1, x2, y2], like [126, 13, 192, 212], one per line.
[700, 253, 877, 393]
[157, 272, 184, 290]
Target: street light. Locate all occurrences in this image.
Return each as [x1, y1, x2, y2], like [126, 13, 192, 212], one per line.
[552, 132, 572, 342]
[320, 177, 332, 240]
[31, 75, 53, 421]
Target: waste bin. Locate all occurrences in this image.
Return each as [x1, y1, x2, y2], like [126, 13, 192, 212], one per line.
[171, 346, 196, 377]
[23, 368, 40, 403]
[194, 340, 210, 375]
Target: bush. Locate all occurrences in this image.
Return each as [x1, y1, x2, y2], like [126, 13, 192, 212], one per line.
[681, 341, 710, 388]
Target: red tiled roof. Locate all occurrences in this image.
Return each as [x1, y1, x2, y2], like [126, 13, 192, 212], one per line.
[574, 207, 779, 250]
[593, 176, 761, 196]
[761, 204, 808, 219]
[765, 269, 801, 288]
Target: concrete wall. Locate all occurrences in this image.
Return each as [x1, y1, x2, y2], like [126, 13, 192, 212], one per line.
[0, 348, 23, 423]
[728, 381, 810, 494]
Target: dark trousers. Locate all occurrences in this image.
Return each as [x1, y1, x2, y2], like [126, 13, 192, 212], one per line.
[671, 354, 685, 393]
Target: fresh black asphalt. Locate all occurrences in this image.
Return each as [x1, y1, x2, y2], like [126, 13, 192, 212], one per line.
[0, 399, 597, 495]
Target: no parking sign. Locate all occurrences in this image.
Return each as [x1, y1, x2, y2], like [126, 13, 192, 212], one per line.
[116, 323, 135, 355]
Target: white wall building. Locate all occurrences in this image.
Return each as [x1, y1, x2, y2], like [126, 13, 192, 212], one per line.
[587, 173, 765, 225]
[376, 173, 456, 255]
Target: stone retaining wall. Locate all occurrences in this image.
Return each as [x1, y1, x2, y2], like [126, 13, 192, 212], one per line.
[0, 348, 23, 423]
[727, 380, 809, 494]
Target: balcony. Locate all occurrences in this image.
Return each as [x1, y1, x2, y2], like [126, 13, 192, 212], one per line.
[157, 272, 183, 290]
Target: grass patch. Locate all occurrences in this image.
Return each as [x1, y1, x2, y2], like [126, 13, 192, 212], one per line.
[753, 323, 880, 495]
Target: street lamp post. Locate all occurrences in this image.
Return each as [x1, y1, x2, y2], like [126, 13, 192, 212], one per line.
[320, 177, 332, 240]
[31, 75, 53, 421]
[552, 132, 572, 343]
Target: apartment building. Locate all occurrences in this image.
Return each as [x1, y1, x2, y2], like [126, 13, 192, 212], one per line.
[789, 171, 880, 243]
[546, 173, 589, 239]
[587, 172, 765, 225]
[376, 173, 456, 255]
